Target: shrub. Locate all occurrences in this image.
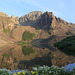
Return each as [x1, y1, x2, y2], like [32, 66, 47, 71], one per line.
[22, 46, 35, 56]
[22, 31, 35, 41]
[54, 35, 75, 56]
[3, 28, 10, 33]
[2, 53, 9, 58]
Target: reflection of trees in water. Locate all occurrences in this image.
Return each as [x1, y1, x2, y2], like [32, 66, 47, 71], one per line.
[54, 35, 75, 56]
[22, 46, 35, 56]
[18, 44, 53, 70]
[0, 44, 52, 70]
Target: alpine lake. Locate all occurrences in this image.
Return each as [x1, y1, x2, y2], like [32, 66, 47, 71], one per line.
[0, 42, 75, 71]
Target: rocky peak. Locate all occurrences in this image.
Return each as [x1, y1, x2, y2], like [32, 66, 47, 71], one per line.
[33, 11, 74, 36]
[33, 11, 56, 29]
[45, 11, 54, 16]
[15, 16, 19, 22]
[11, 15, 19, 25]
[15, 16, 19, 19]
[19, 11, 43, 26]
[56, 17, 68, 25]
[11, 15, 15, 18]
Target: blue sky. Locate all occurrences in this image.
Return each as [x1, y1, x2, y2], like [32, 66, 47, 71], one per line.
[0, 0, 75, 23]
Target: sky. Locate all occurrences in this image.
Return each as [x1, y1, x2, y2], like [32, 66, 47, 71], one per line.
[0, 0, 75, 23]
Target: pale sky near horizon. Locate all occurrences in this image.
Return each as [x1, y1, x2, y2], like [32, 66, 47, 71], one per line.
[0, 0, 75, 23]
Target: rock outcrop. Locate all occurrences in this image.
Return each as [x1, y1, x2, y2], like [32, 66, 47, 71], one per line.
[0, 14, 18, 44]
[11, 15, 15, 18]
[19, 11, 43, 26]
[33, 11, 75, 36]
[11, 15, 19, 25]
[0, 16, 15, 30]
[0, 12, 9, 17]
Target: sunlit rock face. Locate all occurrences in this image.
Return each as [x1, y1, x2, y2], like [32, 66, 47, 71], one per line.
[11, 15, 19, 25]
[0, 12, 15, 30]
[0, 16, 15, 30]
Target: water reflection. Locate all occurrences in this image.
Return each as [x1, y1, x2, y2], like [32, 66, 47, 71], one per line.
[22, 46, 35, 56]
[0, 44, 75, 70]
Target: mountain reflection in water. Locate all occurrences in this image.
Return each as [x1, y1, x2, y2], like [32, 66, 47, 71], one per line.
[0, 44, 75, 70]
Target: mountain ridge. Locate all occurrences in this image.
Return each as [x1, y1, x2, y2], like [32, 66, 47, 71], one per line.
[0, 11, 75, 45]
[19, 11, 75, 36]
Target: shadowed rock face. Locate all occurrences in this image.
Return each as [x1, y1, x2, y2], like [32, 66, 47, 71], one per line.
[19, 11, 43, 26]
[33, 11, 75, 36]
[33, 12, 54, 29]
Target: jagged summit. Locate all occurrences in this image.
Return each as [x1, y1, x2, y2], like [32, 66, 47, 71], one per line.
[21, 11, 43, 17]
[19, 11, 75, 36]
[11, 15, 15, 18]
[19, 11, 43, 26]
[32, 11, 75, 35]
[34, 11, 55, 29]
[45, 11, 54, 16]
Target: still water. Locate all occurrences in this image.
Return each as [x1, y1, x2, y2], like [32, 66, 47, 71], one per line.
[0, 44, 75, 70]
